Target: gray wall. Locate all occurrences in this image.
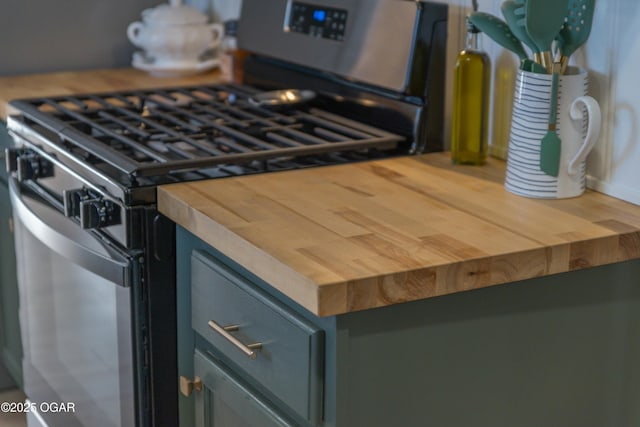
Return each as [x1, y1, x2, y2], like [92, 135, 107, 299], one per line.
[0, 0, 160, 76]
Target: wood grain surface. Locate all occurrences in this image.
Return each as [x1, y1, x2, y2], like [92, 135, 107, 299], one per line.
[159, 153, 640, 316]
[0, 67, 227, 121]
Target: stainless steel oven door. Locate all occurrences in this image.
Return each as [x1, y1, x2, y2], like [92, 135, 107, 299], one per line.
[9, 178, 136, 427]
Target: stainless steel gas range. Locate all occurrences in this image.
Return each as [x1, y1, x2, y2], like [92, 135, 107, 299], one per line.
[4, 1, 447, 426]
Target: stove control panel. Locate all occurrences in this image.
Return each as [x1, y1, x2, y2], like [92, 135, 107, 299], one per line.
[286, 2, 348, 41]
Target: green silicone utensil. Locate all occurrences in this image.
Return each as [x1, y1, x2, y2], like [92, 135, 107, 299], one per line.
[469, 12, 528, 61]
[557, 0, 596, 73]
[517, 0, 570, 72]
[522, 58, 547, 74]
[540, 63, 562, 177]
[512, 0, 526, 14]
[501, 0, 542, 65]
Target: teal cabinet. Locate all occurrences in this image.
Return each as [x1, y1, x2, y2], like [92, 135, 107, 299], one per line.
[177, 226, 640, 427]
[193, 350, 296, 427]
[191, 250, 324, 424]
[0, 125, 22, 389]
[180, 246, 322, 427]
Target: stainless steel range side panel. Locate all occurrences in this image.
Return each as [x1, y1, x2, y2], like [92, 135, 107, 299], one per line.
[238, 0, 421, 93]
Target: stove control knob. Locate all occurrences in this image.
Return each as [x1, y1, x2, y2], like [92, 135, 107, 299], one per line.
[6, 149, 54, 182]
[79, 199, 122, 230]
[64, 189, 90, 218]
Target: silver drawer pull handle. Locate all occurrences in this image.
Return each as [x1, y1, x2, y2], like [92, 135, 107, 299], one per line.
[207, 320, 263, 359]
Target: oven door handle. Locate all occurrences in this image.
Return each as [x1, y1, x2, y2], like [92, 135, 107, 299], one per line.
[9, 179, 135, 287]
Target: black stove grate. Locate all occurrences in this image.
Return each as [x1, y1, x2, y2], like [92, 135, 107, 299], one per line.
[10, 84, 403, 180]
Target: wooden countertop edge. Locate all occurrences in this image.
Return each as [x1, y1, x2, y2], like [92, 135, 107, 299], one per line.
[324, 232, 640, 316]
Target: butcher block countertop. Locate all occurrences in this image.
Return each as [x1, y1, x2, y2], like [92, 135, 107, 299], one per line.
[158, 153, 640, 317]
[0, 67, 226, 121]
[3, 68, 640, 317]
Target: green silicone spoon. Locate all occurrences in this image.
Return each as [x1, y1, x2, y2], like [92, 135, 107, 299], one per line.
[517, 0, 570, 72]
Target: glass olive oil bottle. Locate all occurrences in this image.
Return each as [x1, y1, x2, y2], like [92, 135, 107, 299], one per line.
[451, 17, 491, 165]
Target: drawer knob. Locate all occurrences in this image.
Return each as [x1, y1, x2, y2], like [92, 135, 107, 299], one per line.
[179, 376, 203, 397]
[208, 320, 263, 360]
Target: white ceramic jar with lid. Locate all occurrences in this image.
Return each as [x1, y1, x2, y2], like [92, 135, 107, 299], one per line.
[127, 0, 224, 75]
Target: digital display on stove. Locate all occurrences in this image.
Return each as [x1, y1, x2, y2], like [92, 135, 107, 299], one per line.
[287, 2, 347, 41]
[313, 10, 326, 22]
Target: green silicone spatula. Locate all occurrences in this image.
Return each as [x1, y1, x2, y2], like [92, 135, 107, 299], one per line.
[557, 0, 596, 73]
[501, 0, 543, 68]
[540, 63, 562, 177]
[517, 0, 570, 72]
[469, 12, 528, 61]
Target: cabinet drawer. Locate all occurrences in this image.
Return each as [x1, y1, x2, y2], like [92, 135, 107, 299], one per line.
[194, 350, 295, 427]
[191, 250, 323, 425]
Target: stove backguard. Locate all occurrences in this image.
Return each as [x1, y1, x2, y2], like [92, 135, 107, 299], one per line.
[239, 0, 449, 95]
